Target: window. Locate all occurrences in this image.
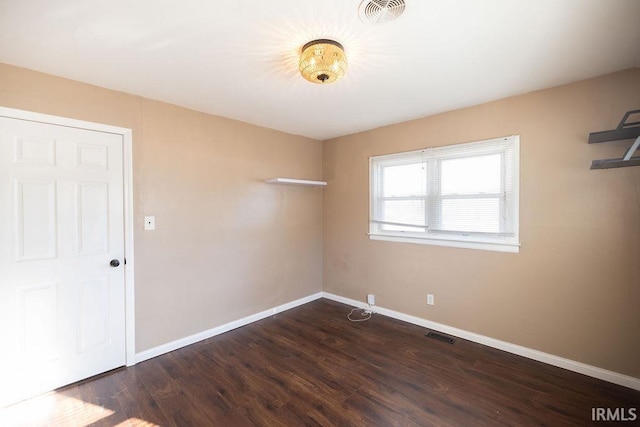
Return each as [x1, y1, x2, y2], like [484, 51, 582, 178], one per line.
[369, 135, 519, 252]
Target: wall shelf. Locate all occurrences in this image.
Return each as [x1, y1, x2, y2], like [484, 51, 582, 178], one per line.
[589, 109, 640, 170]
[265, 178, 327, 187]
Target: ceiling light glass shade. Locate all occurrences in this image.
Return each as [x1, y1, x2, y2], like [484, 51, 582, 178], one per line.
[299, 39, 347, 84]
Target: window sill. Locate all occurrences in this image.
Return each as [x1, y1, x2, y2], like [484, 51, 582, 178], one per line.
[369, 233, 520, 253]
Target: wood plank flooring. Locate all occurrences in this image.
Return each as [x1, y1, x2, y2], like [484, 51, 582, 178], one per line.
[1, 299, 638, 426]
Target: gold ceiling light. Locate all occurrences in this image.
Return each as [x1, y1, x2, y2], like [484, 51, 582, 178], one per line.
[299, 39, 347, 84]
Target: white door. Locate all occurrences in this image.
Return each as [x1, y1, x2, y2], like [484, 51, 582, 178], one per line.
[0, 116, 126, 407]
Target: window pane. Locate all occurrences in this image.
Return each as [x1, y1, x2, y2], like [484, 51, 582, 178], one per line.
[382, 200, 426, 231]
[441, 154, 501, 195]
[440, 198, 499, 233]
[370, 135, 519, 251]
[382, 163, 426, 197]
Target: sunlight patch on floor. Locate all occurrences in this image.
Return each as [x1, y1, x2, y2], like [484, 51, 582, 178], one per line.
[0, 392, 113, 426]
[114, 418, 160, 427]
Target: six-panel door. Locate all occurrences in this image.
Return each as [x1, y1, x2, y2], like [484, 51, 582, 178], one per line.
[0, 117, 126, 406]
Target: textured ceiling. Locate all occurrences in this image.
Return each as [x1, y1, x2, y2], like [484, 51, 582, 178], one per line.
[1, 0, 639, 140]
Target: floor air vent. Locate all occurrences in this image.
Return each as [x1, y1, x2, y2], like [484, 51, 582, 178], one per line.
[426, 331, 456, 344]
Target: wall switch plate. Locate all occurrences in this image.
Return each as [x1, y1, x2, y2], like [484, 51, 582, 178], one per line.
[367, 294, 375, 305]
[427, 294, 434, 306]
[144, 216, 156, 231]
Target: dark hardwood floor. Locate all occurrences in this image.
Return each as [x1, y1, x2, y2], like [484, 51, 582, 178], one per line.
[1, 299, 638, 426]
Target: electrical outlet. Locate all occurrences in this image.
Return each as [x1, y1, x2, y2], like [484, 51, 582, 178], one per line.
[367, 294, 375, 305]
[427, 294, 434, 306]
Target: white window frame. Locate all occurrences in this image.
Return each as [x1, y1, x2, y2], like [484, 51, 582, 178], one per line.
[369, 135, 520, 253]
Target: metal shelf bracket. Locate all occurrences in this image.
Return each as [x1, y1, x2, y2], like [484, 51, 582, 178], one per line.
[589, 109, 640, 170]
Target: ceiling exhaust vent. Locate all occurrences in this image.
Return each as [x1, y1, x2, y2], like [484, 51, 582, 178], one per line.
[358, 0, 406, 24]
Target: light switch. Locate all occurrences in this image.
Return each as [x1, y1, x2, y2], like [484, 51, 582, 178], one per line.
[144, 216, 156, 231]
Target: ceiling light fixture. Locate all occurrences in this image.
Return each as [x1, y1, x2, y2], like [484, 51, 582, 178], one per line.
[299, 39, 347, 84]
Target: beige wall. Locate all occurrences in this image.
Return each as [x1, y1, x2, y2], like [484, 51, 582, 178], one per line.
[0, 62, 323, 352]
[2, 60, 638, 379]
[323, 68, 640, 378]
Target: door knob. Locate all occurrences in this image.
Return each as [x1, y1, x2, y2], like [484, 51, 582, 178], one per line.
[110, 259, 120, 267]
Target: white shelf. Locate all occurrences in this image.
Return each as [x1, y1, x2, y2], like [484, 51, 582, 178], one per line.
[265, 178, 327, 187]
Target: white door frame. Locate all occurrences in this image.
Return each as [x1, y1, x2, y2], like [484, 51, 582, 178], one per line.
[0, 106, 136, 367]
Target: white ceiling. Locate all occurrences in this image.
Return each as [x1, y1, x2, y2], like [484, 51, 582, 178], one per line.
[1, 0, 639, 140]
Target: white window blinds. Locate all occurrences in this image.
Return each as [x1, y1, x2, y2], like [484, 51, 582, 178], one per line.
[370, 136, 520, 252]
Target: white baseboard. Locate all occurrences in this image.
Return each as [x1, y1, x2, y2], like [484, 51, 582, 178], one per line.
[135, 292, 323, 364]
[134, 290, 639, 391]
[322, 292, 640, 391]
